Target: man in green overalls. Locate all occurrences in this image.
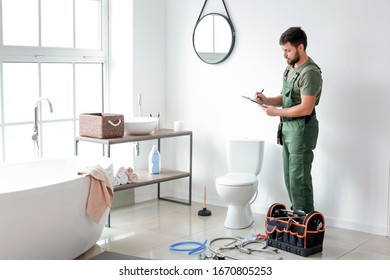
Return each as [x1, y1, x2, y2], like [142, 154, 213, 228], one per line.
[254, 27, 322, 213]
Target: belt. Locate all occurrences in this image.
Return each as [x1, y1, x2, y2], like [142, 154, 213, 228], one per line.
[281, 108, 316, 123]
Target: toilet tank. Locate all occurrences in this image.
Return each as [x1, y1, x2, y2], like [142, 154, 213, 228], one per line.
[227, 139, 264, 175]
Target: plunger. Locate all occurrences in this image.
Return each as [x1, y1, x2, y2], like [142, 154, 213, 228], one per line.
[198, 186, 212, 216]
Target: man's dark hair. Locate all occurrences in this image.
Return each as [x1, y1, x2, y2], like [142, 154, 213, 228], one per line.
[279, 27, 307, 50]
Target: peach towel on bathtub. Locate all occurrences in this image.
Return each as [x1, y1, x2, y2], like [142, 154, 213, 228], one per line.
[78, 165, 114, 224]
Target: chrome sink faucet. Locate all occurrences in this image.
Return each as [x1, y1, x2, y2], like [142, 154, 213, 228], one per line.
[32, 97, 53, 158]
[138, 94, 142, 118]
[134, 94, 142, 156]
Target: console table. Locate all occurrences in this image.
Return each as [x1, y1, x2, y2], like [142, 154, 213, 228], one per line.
[75, 129, 192, 227]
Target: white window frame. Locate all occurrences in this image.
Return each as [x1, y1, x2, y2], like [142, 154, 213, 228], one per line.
[0, 0, 109, 161]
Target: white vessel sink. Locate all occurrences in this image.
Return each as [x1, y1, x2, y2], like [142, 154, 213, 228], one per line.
[124, 117, 159, 135]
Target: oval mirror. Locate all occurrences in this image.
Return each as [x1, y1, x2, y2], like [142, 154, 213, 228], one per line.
[193, 13, 235, 64]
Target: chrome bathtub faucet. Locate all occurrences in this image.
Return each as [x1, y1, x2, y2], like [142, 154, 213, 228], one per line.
[32, 97, 53, 158]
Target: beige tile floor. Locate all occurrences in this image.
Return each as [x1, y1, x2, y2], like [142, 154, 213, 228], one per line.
[82, 199, 390, 260]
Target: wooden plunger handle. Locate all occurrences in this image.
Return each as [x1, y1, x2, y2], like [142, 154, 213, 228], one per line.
[203, 186, 207, 209]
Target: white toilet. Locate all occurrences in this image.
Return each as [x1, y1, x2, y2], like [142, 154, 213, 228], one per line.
[215, 139, 264, 229]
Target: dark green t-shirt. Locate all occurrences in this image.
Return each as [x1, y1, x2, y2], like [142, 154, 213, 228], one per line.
[284, 57, 323, 106]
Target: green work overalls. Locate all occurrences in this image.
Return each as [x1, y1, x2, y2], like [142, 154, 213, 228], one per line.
[281, 60, 321, 213]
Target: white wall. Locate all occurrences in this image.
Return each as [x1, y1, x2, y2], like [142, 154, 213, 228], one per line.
[108, 0, 134, 168]
[130, 0, 167, 200]
[133, 0, 166, 122]
[132, 0, 390, 235]
[109, 0, 133, 117]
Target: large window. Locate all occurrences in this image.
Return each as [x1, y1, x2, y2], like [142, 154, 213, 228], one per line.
[0, 0, 108, 162]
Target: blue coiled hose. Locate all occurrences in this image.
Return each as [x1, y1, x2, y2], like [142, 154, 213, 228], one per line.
[169, 240, 207, 255]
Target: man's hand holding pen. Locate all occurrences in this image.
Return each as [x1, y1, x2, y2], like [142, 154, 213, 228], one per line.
[254, 89, 279, 116]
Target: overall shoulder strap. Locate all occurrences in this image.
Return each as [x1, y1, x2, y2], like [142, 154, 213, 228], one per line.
[284, 65, 300, 84]
[298, 60, 322, 77]
[283, 68, 290, 80]
[291, 72, 300, 84]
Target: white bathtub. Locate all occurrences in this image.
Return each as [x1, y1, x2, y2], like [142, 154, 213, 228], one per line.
[0, 156, 113, 260]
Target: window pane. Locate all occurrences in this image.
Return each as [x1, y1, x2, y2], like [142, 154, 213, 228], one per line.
[194, 15, 214, 52]
[4, 125, 35, 162]
[41, 0, 73, 47]
[76, 0, 101, 49]
[3, 63, 39, 123]
[42, 122, 74, 158]
[75, 64, 103, 116]
[41, 63, 74, 120]
[215, 16, 232, 53]
[2, 0, 39, 46]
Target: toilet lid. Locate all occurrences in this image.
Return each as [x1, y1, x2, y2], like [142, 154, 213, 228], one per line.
[216, 173, 258, 186]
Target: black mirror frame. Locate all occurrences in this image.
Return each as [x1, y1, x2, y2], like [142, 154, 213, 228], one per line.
[192, 12, 236, 65]
[192, 0, 235, 65]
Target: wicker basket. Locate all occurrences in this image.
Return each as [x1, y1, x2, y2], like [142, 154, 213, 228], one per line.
[79, 113, 124, 139]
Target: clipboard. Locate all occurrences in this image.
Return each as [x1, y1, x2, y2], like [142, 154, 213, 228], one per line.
[241, 95, 267, 108]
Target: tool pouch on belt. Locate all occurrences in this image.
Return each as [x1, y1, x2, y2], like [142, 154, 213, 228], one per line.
[277, 120, 283, 145]
[265, 203, 325, 257]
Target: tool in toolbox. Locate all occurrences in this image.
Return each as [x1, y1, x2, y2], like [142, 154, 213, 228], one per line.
[265, 203, 325, 257]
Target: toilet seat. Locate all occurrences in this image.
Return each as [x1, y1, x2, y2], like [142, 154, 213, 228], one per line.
[216, 172, 257, 186]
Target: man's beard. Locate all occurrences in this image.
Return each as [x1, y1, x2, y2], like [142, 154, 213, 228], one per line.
[287, 53, 300, 66]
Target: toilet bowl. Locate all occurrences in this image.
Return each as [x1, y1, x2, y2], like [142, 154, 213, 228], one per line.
[215, 139, 264, 229]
